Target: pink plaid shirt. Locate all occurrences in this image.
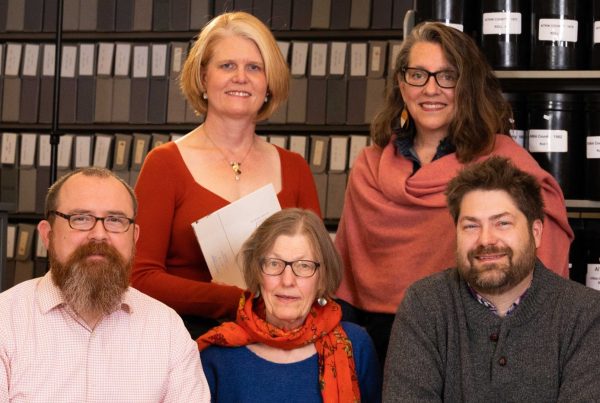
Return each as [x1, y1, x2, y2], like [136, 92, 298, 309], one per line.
[1, 273, 210, 402]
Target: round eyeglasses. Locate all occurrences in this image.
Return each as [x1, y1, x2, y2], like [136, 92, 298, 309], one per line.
[402, 67, 458, 89]
[49, 210, 134, 233]
[260, 257, 320, 278]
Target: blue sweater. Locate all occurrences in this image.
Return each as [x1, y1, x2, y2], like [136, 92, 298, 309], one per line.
[200, 322, 382, 402]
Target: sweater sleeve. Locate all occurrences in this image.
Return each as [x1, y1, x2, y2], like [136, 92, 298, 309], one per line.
[383, 286, 444, 402]
[557, 293, 600, 401]
[132, 145, 242, 320]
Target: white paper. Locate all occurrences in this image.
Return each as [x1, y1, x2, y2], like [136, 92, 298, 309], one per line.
[19, 133, 37, 166]
[133, 45, 149, 78]
[329, 136, 349, 171]
[350, 43, 367, 77]
[151, 44, 168, 77]
[57, 135, 74, 168]
[348, 135, 369, 169]
[38, 135, 51, 167]
[277, 41, 290, 61]
[290, 42, 309, 76]
[78, 44, 95, 76]
[5, 43, 23, 77]
[93, 135, 113, 167]
[6, 226, 17, 259]
[1, 132, 18, 164]
[22, 44, 40, 77]
[191, 184, 282, 289]
[74, 136, 92, 168]
[42, 44, 56, 77]
[97, 43, 115, 76]
[329, 42, 347, 76]
[172, 47, 183, 73]
[60, 46, 77, 78]
[115, 43, 132, 76]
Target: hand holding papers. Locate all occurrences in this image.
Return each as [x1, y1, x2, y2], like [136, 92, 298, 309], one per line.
[191, 184, 281, 289]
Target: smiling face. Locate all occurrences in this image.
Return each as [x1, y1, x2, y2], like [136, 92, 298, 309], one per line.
[201, 34, 268, 121]
[260, 233, 320, 331]
[399, 41, 456, 140]
[456, 190, 542, 296]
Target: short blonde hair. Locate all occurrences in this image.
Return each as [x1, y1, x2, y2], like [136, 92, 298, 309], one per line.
[180, 11, 289, 122]
[240, 209, 342, 299]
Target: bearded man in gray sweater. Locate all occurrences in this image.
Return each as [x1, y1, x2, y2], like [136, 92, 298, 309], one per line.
[383, 156, 600, 402]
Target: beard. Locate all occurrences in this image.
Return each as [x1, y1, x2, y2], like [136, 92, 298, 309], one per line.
[49, 237, 132, 318]
[457, 234, 537, 296]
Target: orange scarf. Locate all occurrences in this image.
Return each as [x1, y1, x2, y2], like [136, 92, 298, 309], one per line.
[198, 292, 361, 402]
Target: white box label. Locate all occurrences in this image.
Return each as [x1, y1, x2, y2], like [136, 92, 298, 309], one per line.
[510, 129, 525, 147]
[586, 264, 600, 291]
[539, 18, 578, 42]
[594, 21, 600, 44]
[528, 129, 568, 153]
[587, 136, 600, 159]
[482, 12, 522, 35]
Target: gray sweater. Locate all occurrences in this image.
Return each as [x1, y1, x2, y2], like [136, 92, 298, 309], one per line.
[383, 261, 600, 402]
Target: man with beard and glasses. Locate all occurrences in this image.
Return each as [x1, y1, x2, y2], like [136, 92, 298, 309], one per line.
[383, 156, 600, 402]
[0, 168, 210, 402]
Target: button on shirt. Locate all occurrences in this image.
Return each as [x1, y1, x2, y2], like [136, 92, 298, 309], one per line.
[1, 273, 210, 402]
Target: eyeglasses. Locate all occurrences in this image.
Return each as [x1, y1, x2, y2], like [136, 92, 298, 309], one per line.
[401, 67, 458, 88]
[49, 210, 134, 233]
[260, 257, 320, 278]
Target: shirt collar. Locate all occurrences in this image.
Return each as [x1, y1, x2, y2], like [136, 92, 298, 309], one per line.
[36, 271, 133, 315]
[394, 133, 456, 173]
[467, 280, 531, 317]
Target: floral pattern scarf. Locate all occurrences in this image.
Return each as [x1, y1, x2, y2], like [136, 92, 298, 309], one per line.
[197, 292, 361, 402]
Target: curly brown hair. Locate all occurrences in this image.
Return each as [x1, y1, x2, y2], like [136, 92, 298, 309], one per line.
[371, 22, 513, 163]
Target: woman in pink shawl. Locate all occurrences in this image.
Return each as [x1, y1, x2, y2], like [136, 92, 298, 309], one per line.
[335, 22, 573, 365]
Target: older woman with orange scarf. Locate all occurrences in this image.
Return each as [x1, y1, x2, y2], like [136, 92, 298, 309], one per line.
[198, 209, 381, 402]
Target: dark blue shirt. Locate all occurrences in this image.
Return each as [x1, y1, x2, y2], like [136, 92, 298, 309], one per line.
[394, 134, 456, 174]
[200, 322, 382, 402]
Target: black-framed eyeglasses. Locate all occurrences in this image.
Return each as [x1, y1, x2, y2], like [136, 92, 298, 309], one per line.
[260, 257, 320, 278]
[401, 67, 458, 88]
[49, 210, 134, 233]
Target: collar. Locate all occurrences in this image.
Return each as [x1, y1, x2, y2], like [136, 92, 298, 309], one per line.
[466, 278, 532, 317]
[36, 271, 133, 316]
[394, 133, 456, 173]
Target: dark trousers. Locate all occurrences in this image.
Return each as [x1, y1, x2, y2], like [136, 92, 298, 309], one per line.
[336, 298, 395, 370]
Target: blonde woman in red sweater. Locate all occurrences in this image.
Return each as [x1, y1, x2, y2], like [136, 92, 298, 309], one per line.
[132, 12, 320, 338]
[335, 22, 573, 365]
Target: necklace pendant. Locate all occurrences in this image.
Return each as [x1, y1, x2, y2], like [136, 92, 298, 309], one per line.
[231, 162, 242, 180]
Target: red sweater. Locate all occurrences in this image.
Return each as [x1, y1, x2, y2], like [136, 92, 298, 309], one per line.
[335, 135, 573, 314]
[132, 141, 321, 320]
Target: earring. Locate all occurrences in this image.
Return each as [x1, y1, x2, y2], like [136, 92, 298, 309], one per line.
[400, 104, 409, 130]
[254, 290, 261, 299]
[202, 92, 208, 100]
[264, 92, 270, 103]
[317, 297, 327, 307]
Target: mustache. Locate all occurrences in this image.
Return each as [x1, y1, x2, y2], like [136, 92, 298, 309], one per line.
[467, 245, 513, 261]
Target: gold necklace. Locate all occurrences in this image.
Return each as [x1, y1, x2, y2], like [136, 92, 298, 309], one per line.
[205, 132, 254, 181]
